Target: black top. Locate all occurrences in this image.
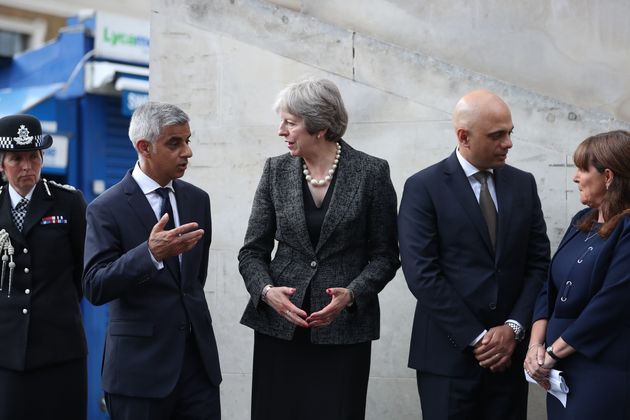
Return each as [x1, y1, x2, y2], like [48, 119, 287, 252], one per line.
[302, 173, 337, 247]
[293, 173, 337, 343]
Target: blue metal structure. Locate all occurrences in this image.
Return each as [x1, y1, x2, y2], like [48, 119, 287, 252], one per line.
[0, 14, 148, 420]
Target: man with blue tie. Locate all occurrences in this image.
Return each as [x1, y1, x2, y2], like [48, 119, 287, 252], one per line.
[399, 90, 550, 419]
[83, 102, 222, 419]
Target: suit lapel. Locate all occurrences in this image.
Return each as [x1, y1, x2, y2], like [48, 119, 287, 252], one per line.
[278, 156, 315, 256]
[444, 152, 495, 255]
[122, 172, 159, 233]
[0, 187, 23, 245]
[173, 180, 189, 282]
[315, 141, 360, 253]
[122, 172, 180, 283]
[494, 167, 513, 259]
[554, 223, 581, 256]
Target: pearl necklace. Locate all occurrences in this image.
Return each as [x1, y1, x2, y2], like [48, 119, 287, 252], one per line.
[303, 142, 341, 186]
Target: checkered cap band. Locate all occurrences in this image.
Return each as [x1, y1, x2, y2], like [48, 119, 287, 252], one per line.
[0, 134, 46, 150]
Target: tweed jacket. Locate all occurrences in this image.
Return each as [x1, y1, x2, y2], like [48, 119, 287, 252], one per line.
[239, 140, 400, 344]
[0, 180, 87, 371]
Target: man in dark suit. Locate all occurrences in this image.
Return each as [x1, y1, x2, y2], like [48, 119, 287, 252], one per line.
[83, 102, 221, 420]
[0, 114, 87, 420]
[399, 90, 550, 419]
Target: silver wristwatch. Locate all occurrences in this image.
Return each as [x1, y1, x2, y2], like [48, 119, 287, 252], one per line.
[505, 321, 524, 342]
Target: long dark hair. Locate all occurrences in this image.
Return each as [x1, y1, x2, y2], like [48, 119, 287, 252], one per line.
[573, 130, 630, 238]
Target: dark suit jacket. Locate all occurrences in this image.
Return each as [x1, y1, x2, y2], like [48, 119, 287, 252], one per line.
[83, 171, 221, 398]
[399, 151, 550, 376]
[0, 180, 87, 371]
[535, 208, 630, 365]
[239, 140, 400, 344]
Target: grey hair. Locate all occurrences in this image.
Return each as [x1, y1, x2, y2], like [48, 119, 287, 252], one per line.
[128, 101, 190, 146]
[273, 78, 348, 142]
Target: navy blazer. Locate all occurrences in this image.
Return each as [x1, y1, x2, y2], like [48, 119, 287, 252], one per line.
[0, 180, 87, 371]
[83, 171, 221, 398]
[535, 209, 630, 364]
[239, 140, 400, 344]
[399, 151, 550, 376]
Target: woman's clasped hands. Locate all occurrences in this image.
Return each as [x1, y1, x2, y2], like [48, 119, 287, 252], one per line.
[264, 286, 353, 328]
[524, 343, 553, 390]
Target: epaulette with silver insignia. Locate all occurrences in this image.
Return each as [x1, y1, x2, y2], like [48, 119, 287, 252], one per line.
[43, 178, 77, 193]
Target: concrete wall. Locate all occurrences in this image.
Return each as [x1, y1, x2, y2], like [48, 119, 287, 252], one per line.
[270, 0, 630, 122]
[149, 1, 630, 418]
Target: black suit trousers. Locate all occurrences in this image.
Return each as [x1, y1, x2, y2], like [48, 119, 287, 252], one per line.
[416, 362, 527, 420]
[105, 336, 220, 420]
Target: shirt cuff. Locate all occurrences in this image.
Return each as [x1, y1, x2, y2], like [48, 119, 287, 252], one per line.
[506, 319, 524, 330]
[470, 329, 487, 346]
[149, 249, 164, 270]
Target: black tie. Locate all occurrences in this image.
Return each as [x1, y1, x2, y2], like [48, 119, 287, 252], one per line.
[473, 171, 497, 249]
[155, 187, 180, 279]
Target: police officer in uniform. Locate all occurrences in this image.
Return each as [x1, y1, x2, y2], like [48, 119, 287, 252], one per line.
[0, 114, 87, 420]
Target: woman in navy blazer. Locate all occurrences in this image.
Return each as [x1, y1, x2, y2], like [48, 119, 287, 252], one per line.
[238, 79, 400, 420]
[525, 130, 630, 419]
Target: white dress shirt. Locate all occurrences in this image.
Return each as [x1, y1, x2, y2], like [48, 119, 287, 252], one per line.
[132, 163, 181, 267]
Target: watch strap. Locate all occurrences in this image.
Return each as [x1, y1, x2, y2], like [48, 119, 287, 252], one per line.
[546, 345, 561, 361]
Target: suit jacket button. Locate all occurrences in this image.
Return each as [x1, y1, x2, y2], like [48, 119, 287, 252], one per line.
[23, 248, 28, 254]
[25, 289, 30, 295]
[22, 308, 28, 314]
[24, 267, 30, 274]
[489, 303, 497, 310]
[310, 261, 317, 268]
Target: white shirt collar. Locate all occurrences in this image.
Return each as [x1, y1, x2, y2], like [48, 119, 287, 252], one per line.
[8, 184, 36, 209]
[131, 162, 174, 195]
[456, 148, 494, 178]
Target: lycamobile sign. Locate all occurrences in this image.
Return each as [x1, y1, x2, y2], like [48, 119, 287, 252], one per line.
[94, 12, 150, 64]
[103, 27, 149, 48]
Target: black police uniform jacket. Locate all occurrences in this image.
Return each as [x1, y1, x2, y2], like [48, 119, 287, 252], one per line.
[0, 180, 87, 371]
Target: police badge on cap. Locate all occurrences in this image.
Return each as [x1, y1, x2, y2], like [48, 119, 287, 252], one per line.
[0, 114, 53, 151]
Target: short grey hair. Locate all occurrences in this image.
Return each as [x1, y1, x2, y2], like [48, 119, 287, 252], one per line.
[128, 101, 190, 146]
[273, 78, 348, 142]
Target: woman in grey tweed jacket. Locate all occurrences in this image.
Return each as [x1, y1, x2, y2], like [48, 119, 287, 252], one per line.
[238, 79, 400, 420]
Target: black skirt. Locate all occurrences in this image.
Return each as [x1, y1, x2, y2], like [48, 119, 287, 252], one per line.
[251, 332, 371, 420]
[0, 357, 87, 420]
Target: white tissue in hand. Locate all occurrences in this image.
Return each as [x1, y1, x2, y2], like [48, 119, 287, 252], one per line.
[524, 369, 569, 407]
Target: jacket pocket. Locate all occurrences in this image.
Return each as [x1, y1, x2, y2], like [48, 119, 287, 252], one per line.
[109, 321, 154, 337]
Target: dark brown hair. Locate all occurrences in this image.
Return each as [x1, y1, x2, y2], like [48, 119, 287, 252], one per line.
[573, 130, 630, 238]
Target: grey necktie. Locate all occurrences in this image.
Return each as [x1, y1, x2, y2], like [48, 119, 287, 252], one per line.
[11, 198, 29, 232]
[473, 171, 497, 249]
